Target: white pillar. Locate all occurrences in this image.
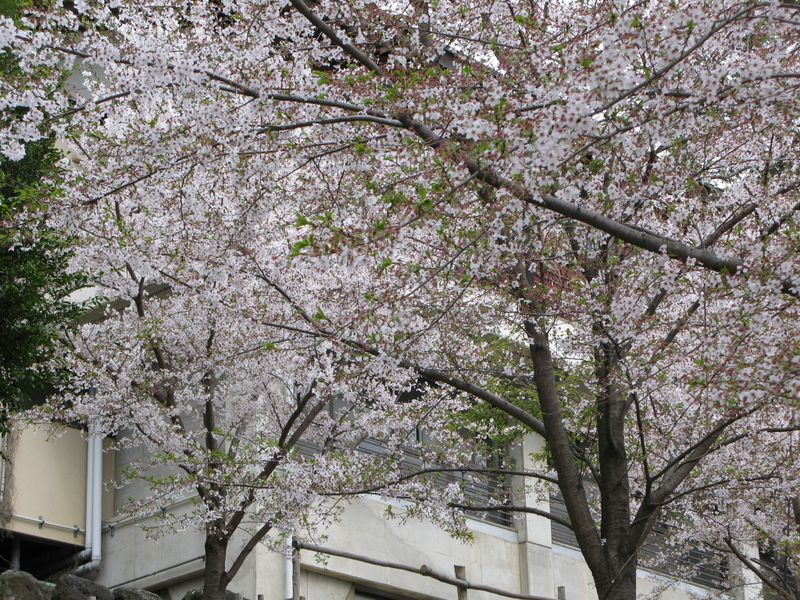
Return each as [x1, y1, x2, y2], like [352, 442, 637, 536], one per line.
[513, 433, 555, 598]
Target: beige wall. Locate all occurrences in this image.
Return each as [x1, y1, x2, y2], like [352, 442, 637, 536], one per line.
[2, 422, 114, 546]
[251, 499, 524, 600]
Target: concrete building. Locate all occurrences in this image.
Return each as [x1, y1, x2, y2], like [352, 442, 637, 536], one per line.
[0, 423, 767, 600]
[0, 422, 114, 575]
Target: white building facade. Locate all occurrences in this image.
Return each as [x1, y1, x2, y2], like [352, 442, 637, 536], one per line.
[0, 420, 768, 600]
[83, 433, 759, 600]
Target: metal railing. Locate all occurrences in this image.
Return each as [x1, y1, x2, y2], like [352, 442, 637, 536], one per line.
[291, 538, 557, 600]
[296, 437, 513, 527]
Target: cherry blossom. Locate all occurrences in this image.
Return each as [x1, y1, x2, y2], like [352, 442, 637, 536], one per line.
[3, 2, 799, 599]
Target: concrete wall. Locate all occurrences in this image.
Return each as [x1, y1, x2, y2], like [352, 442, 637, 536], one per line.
[292, 499, 521, 600]
[93, 432, 757, 600]
[96, 494, 258, 600]
[551, 544, 731, 600]
[96, 493, 521, 600]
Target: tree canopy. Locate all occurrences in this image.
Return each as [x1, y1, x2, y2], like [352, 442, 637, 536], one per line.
[1, 2, 799, 599]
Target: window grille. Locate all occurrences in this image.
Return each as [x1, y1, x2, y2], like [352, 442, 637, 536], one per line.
[357, 438, 514, 528]
[759, 545, 798, 600]
[549, 493, 728, 589]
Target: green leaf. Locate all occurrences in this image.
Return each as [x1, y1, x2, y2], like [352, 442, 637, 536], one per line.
[290, 237, 313, 257]
[313, 70, 332, 85]
[378, 257, 393, 273]
[381, 190, 405, 208]
[587, 158, 605, 174]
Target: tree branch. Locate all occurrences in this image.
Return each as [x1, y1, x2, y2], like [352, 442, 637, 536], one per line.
[449, 503, 573, 530]
[287, 0, 384, 74]
[723, 536, 794, 600]
[321, 466, 558, 497]
[224, 521, 273, 585]
[256, 115, 403, 133]
[523, 319, 608, 588]
[252, 271, 547, 437]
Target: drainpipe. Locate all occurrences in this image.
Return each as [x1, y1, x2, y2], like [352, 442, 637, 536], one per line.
[10, 538, 20, 570]
[81, 431, 95, 558]
[284, 535, 293, 600]
[74, 420, 103, 574]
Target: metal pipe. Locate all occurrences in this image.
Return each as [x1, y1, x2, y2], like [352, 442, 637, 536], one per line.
[107, 556, 205, 589]
[84, 432, 95, 549]
[0, 435, 8, 504]
[292, 540, 300, 600]
[102, 494, 197, 532]
[71, 430, 95, 565]
[10, 538, 20, 570]
[10, 514, 84, 535]
[293, 540, 555, 600]
[91, 429, 102, 560]
[74, 421, 102, 574]
[284, 534, 293, 600]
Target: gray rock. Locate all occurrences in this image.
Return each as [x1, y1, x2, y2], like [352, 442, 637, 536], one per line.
[113, 589, 161, 600]
[53, 575, 113, 600]
[181, 590, 239, 600]
[36, 581, 54, 600]
[0, 570, 47, 600]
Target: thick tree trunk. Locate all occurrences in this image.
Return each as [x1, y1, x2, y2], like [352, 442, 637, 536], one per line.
[524, 319, 611, 592]
[594, 332, 634, 600]
[203, 534, 230, 600]
[598, 556, 638, 600]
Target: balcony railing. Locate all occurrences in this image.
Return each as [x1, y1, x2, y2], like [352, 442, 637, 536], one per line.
[357, 438, 514, 528]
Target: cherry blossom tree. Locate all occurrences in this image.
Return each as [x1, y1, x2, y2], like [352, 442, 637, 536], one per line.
[2, 2, 800, 600]
[32, 139, 469, 596]
[2, 8, 475, 599]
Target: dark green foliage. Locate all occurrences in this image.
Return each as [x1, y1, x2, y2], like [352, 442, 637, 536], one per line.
[0, 137, 86, 433]
[447, 377, 537, 450]
[0, 136, 63, 216]
[0, 0, 24, 18]
[0, 0, 55, 20]
[0, 0, 87, 432]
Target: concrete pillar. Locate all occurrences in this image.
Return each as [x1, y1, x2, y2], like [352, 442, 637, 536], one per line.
[730, 542, 764, 600]
[512, 433, 555, 598]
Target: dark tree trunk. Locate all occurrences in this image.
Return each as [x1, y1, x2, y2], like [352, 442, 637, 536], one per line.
[594, 330, 635, 600]
[598, 555, 638, 600]
[203, 533, 230, 600]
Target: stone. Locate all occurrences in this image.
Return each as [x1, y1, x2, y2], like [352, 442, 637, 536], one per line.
[181, 590, 240, 600]
[112, 589, 161, 600]
[53, 575, 113, 600]
[36, 581, 54, 600]
[0, 570, 47, 600]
